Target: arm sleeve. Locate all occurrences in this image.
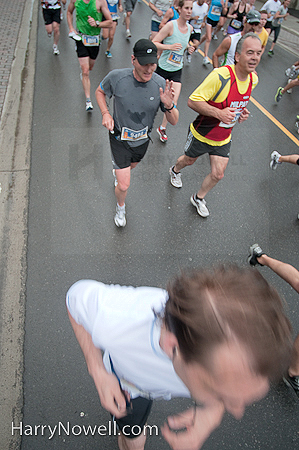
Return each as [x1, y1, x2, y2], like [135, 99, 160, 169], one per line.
[189, 68, 228, 103]
[66, 280, 104, 336]
[100, 70, 120, 99]
[252, 72, 258, 90]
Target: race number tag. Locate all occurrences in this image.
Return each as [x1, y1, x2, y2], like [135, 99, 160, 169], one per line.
[167, 52, 183, 67]
[230, 19, 242, 29]
[211, 6, 221, 16]
[111, 13, 120, 20]
[219, 110, 242, 128]
[82, 34, 100, 46]
[121, 126, 148, 141]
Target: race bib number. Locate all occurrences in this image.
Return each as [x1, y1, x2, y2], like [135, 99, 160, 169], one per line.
[121, 126, 148, 141]
[167, 51, 183, 66]
[82, 34, 100, 46]
[230, 19, 242, 29]
[111, 13, 120, 20]
[219, 110, 241, 128]
[196, 18, 203, 25]
[211, 6, 221, 16]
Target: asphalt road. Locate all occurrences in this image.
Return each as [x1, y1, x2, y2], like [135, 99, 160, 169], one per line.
[21, 3, 299, 450]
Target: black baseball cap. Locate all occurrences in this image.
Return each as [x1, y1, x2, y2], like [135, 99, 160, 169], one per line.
[133, 39, 158, 65]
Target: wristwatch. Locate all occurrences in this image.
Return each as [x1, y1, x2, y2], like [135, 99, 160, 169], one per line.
[95, 20, 100, 27]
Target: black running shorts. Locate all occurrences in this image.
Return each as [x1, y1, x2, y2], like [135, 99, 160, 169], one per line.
[76, 40, 100, 60]
[109, 132, 150, 169]
[42, 8, 61, 25]
[184, 127, 231, 158]
[155, 66, 182, 83]
[112, 396, 153, 439]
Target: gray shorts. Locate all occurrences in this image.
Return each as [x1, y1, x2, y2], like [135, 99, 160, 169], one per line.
[184, 128, 231, 158]
[125, 0, 138, 12]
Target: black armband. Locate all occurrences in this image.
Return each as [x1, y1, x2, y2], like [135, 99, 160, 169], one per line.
[161, 102, 176, 113]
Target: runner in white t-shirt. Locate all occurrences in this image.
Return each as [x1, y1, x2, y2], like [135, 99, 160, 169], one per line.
[41, 0, 67, 54]
[66, 266, 292, 450]
[187, 0, 209, 63]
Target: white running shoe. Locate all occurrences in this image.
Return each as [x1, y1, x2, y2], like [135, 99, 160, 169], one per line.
[122, 12, 127, 25]
[126, 29, 131, 38]
[285, 65, 296, 78]
[270, 150, 281, 170]
[86, 100, 93, 112]
[169, 166, 182, 188]
[190, 194, 209, 217]
[186, 53, 191, 64]
[69, 31, 82, 41]
[203, 56, 210, 65]
[53, 45, 60, 55]
[114, 204, 126, 227]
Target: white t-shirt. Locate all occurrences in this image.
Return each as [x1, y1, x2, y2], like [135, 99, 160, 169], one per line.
[190, 1, 209, 33]
[42, 0, 62, 9]
[66, 280, 190, 400]
[262, 0, 281, 22]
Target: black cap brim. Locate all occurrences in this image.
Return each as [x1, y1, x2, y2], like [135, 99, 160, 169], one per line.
[136, 55, 158, 65]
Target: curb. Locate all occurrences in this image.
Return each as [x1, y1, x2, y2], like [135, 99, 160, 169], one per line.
[0, 0, 37, 449]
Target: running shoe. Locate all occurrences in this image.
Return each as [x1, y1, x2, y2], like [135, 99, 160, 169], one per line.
[69, 31, 82, 41]
[286, 79, 292, 94]
[275, 87, 283, 103]
[86, 100, 93, 112]
[268, 49, 274, 57]
[186, 52, 191, 64]
[122, 12, 127, 25]
[283, 374, 299, 397]
[203, 56, 210, 65]
[169, 166, 182, 188]
[247, 244, 265, 266]
[60, 11, 63, 20]
[105, 50, 112, 58]
[53, 45, 60, 55]
[212, 34, 218, 40]
[270, 150, 281, 170]
[48, 32, 52, 38]
[157, 126, 168, 143]
[285, 65, 296, 78]
[126, 29, 131, 38]
[114, 204, 126, 227]
[190, 194, 209, 217]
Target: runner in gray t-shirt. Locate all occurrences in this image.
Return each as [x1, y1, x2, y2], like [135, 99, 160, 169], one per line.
[96, 39, 179, 228]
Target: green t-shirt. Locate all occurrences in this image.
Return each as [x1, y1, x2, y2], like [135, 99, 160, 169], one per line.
[75, 0, 103, 35]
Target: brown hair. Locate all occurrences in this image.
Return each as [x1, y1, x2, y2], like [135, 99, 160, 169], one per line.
[163, 265, 292, 382]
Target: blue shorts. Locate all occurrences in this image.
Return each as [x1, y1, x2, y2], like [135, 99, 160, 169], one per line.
[151, 20, 160, 32]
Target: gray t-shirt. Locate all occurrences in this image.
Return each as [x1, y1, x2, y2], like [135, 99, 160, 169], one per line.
[272, 5, 288, 26]
[100, 68, 166, 147]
